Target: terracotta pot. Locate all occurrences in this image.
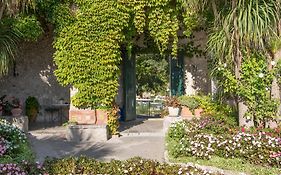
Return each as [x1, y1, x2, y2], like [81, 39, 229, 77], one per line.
[11, 108, 22, 117]
[194, 108, 203, 117]
[168, 107, 180, 117]
[180, 106, 193, 117]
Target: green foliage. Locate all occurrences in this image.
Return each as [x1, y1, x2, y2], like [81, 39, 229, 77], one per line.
[107, 104, 120, 135]
[36, 0, 199, 109]
[191, 95, 237, 126]
[53, 0, 129, 108]
[0, 120, 34, 164]
[172, 156, 281, 175]
[43, 156, 220, 175]
[13, 15, 43, 41]
[0, 21, 20, 76]
[166, 117, 281, 168]
[0, 0, 42, 76]
[136, 54, 168, 95]
[178, 96, 200, 112]
[239, 55, 279, 124]
[212, 53, 279, 126]
[25, 96, 40, 122]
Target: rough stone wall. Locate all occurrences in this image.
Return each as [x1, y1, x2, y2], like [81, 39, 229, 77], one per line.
[183, 31, 210, 95]
[0, 33, 70, 122]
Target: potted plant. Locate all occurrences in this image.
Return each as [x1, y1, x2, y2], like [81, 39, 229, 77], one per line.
[165, 96, 181, 117]
[0, 96, 22, 116]
[10, 98, 22, 117]
[25, 96, 40, 123]
[178, 96, 202, 118]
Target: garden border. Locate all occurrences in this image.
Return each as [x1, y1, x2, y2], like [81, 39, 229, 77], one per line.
[163, 117, 248, 175]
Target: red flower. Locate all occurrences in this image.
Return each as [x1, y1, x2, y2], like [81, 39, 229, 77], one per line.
[241, 127, 245, 133]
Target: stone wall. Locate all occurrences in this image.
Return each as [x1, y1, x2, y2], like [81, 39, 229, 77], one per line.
[0, 33, 70, 123]
[183, 31, 210, 95]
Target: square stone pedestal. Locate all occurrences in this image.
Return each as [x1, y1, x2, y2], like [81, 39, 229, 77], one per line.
[66, 124, 109, 142]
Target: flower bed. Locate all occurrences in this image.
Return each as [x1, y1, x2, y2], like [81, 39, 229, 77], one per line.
[167, 116, 281, 170]
[1, 157, 223, 175]
[0, 119, 33, 163]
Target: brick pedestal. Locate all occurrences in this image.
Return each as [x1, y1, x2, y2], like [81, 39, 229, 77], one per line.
[69, 109, 108, 125]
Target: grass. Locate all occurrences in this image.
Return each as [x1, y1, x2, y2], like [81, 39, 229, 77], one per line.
[168, 155, 281, 175]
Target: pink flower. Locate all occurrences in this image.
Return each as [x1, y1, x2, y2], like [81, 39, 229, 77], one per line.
[270, 152, 281, 158]
[241, 127, 245, 133]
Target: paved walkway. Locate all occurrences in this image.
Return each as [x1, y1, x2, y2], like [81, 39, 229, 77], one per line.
[28, 118, 165, 162]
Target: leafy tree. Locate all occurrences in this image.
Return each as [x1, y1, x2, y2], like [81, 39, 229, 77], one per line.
[136, 54, 168, 96]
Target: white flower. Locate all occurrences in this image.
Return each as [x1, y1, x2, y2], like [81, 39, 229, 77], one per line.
[258, 73, 264, 78]
[224, 63, 227, 67]
[271, 61, 276, 66]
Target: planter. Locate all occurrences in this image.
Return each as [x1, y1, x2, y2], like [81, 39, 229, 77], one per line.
[11, 108, 22, 117]
[69, 109, 108, 125]
[180, 106, 193, 118]
[168, 107, 180, 117]
[194, 108, 203, 117]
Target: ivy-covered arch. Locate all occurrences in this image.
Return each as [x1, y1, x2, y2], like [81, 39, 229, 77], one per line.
[38, 0, 198, 109]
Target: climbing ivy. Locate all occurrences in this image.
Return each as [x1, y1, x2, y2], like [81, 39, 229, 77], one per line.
[38, 0, 199, 109]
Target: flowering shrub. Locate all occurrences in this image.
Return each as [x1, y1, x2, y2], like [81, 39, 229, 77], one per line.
[43, 157, 221, 175]
[0, 163, 26, 175]
[0, 119, 33, 164]
[0, 120, 26, 154]
[167, 118, 281, 168]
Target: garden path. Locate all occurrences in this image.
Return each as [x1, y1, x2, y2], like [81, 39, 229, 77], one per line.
[28, 118, 165, 162]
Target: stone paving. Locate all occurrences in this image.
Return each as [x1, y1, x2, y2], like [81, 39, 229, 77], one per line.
[28, 118, 165, 162]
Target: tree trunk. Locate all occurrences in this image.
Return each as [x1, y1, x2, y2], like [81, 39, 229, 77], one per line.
[232, 0, 253, 127]
[269, 49, 281, 128]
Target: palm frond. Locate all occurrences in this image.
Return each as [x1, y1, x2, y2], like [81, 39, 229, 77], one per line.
[0, 22, 20, 76]
[208, 0, 279, 62]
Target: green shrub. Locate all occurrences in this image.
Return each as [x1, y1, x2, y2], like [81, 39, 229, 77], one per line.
[25, 96, 40, 123]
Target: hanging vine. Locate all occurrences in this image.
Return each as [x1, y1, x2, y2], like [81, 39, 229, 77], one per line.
[37, 0, 199, 109]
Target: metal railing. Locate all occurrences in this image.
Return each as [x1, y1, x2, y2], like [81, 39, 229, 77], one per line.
[136, 98, 164, 117]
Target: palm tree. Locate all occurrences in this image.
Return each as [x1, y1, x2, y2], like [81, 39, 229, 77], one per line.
[0, 0, 34, 76]
[205, 0, 280, 126]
